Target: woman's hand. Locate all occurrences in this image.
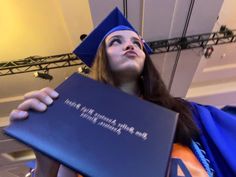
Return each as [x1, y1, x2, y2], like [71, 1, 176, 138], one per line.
[34, 151, 60, 177]
[9, 87, 60, 177]
[9, 87, 59, 121]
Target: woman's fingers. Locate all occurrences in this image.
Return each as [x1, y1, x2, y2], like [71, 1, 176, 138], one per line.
[9, 87, 59, 122]
[9, 109, 29, 121]
[17, 98, 47, 112]
[41, 87, 59, 99]
[24, 87, 59, 106]
[10, 98, 47, 121]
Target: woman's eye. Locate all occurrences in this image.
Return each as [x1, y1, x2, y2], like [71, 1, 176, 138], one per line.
[109, 39, 121, 46]
[133, 41, 142, 49]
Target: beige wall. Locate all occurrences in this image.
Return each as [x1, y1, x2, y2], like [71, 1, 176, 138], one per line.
[0, 0, 73, 61]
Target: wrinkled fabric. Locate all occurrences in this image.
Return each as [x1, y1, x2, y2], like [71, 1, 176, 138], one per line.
[171, 144, 208, 177]
[190, 102, 236, 177]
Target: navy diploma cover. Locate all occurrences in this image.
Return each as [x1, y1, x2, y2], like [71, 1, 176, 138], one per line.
[5, 73, 178, 177]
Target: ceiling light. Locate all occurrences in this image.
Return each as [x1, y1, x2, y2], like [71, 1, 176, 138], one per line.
[219, 25, 233, 37]
[78, 66, 90, 74]
[80, 34, 87, 41]
[33, 70, 53, 80]
[204, 46, 214, 58]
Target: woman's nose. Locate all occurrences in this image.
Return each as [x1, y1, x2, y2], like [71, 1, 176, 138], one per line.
[124, 42, 134, 51]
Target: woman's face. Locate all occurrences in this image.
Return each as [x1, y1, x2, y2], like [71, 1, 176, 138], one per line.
[105, 30, 146, 77]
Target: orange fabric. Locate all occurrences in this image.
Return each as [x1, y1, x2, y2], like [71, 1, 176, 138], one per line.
[77, 143, 208, 177]
[171, 143, 208, 177]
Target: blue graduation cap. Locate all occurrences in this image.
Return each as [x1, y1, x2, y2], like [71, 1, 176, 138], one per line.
[73, 7, 152, 67]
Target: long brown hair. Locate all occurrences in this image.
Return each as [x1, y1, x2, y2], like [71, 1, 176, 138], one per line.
[90, 42, 199, 146]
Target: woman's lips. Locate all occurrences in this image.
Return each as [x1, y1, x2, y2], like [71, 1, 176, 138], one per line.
[124, 51, 138, 57]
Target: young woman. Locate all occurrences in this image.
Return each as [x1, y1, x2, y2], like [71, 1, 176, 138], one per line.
[9, 8, 236, 177]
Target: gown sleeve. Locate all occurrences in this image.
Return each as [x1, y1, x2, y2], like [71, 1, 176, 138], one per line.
[190, 102, 236, 177]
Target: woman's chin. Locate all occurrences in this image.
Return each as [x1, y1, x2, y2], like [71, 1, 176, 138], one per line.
[114, 66, 142, 78]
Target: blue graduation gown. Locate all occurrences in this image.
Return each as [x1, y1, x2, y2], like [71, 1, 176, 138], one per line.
[190, 102, 236, 177]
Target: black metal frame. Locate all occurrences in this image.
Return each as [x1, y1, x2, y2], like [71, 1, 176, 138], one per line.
[1, 30, 236, 76]
[0, 53, 83, 76]
[147, 30, 236, 54]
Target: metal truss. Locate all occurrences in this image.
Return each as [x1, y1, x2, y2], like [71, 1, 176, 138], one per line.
[147, 30, 236, 54]
[0, 53, 84, 76]
[1, 30, 236, 76]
